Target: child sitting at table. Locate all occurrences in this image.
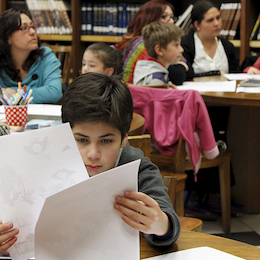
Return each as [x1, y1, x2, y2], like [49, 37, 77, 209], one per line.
[0, 73, 181, 255]
[243, 56, 260, 74]
[133, 21, 185, 87]
[81, 42, 123, 76]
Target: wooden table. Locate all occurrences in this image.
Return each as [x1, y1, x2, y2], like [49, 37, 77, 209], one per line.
[140, 230, 260, 259]
[194, 75, 260, 213]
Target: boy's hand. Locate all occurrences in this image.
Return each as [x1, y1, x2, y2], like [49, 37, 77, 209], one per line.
[0, 221, 19, 255]
[2, 88, 17, 98]
[114, 191, 170, 236]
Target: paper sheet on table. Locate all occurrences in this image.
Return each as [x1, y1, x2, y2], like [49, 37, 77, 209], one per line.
[236, 86, 260, 93]
[224, 73, 260, 81]
[178, 80, 236, 92]
[35, 160, 140, 260]
[0, 123, 89, 260]
[145, 246, 245, 260]
[0, 104, 61, 116]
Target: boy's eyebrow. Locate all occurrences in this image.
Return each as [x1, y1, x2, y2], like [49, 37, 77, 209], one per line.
[73, 133, 116, 138]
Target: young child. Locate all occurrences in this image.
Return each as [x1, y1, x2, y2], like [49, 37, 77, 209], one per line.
[133, 21, 185, 86]
[81, 42, 123, 76]
[243, 56, 260, 74]
[0, 73, 181, 254]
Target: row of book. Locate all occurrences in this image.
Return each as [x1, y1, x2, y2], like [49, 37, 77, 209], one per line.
[7, 0, 72, 35]
[219, 2, 241, 40]
[81, 2, 141, 36]
[250, 13, 260, 41]
[175, 4, 193, 34]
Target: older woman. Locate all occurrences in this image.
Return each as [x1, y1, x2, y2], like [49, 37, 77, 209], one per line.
[181, 0, 239, 78]
[0, 9, 62, 104]
[115, 0, 191, 85]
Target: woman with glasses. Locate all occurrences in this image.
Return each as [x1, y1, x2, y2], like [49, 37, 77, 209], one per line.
[115, 0, 192, 85]
[0, 9, 62, 104]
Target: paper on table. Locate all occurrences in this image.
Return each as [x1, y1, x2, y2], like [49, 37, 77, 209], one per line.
[35, 160, 140, 260]
[236, 86, 260, 93]
[178, 80, 236, 92]
[224, 73, 260, 81]
[0, 123, 89, 260]
[145, 246, 245, 260]
[0, 104, 61, 117]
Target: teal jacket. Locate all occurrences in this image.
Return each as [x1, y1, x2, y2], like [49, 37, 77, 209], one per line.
[0, 46, 62, 104]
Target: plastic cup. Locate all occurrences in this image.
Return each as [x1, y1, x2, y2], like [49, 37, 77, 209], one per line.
[4, 105, 28, 126]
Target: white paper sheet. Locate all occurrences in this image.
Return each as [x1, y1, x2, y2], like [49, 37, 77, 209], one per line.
[224, 73, 260, 81]
[35, 160, 140, 260]
[145, 246, 245, 260]
[178, 80, 236, 92]
[0, 124, 89, 260]
[236, 86, 260, 93]
[0, 104, 61, 116]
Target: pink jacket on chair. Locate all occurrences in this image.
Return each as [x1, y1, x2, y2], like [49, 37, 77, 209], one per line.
[128, 85, 219, 176]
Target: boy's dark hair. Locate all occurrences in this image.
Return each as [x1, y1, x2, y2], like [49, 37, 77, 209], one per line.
[61, 72, 133, 139]
[86, 43, 123, 76]
[0, 8, 43, 82]
[142, 21, 183, 59]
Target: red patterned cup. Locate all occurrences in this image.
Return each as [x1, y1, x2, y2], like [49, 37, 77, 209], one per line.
[4, 105, 28, 126]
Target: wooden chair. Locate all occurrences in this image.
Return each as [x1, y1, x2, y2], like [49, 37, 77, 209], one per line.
[151, 136, 232, 233]
[42, 44, 73, 86]
[128, 134, 203, 232]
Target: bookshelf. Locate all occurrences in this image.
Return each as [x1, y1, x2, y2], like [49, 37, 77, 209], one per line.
[1, 0, 260, 78]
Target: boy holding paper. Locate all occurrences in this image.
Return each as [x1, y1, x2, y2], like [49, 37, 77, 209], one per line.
[0, 73, 180, 254]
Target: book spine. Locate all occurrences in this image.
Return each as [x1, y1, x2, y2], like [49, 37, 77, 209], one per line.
[92, 3, 98, 35]
[224, 3, 238, 39]
[58, 0, 72, 34]
[102, 3, 107, 35]
[220, 3, 231, 37]
[86, 3, 92, 35]
[106, 2, 111, 35]
[81, 1, 87, 35]
[112, 3, 118, 36]
[250, 13, 260, 41]
[118, 3, 123, 36]
[121, 3, 127, 35]
[227, 3, 241, 40]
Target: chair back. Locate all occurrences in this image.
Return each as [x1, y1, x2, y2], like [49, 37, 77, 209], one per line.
[128, 134, 151, 159]
[162, 175, 177, 207]
[128, 83, 168, 89]
[43, 44, 73, 84]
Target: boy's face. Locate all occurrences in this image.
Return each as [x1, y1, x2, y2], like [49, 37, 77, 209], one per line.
[72, 121, 128, 177]
[160, 38, 183, 68]
[82, 50, 111, 75]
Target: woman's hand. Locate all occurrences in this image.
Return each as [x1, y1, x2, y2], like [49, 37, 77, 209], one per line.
[114, 191, 170, 236]
[0, 221, 19, 255]
[247, 67, 260, 75]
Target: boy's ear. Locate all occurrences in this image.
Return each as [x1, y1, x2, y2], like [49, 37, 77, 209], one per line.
[121, 134, 128, 148]
[154, 44, 164, 57]
[106, 67, 114, 76]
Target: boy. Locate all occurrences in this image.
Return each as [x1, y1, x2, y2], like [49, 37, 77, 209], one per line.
[0, 73, 180, 254]
[133, 21, 186, 86]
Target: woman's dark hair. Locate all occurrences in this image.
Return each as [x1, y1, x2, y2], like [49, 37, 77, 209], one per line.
[0, 8, 44, 82]
[86, 43, 124, 76]
[62, 73, 133, 139]
[191, 0, 219, 25]
[115, 0, 174, 52]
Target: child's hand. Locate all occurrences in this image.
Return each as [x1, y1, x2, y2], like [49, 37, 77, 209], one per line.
[2, 87, 17, 98]
[247, 67, 260, 75]
[0, 221, 19, 254]
[114, 191, 170, 236]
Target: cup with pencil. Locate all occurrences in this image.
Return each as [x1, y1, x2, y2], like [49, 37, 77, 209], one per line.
[0, 82, 34, 126]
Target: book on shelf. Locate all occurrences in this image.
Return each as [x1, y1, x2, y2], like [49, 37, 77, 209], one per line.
[250, 13, 260, 41]
[219, 3, 232, 38]
[227, 3, 241, 40]
[175, 4, 193, 29]
[223, 3, 238, 39]
[25, 0, 72, 35]
[81, 2, 141, 36]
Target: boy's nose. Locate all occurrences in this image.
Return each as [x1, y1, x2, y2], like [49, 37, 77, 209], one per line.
[87, 145, 101, 160]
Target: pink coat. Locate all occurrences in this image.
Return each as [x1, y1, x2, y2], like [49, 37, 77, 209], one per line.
[128, 85, 219, 176]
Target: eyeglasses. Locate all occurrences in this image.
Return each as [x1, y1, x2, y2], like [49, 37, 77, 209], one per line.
[17, 25, 36, 33]
[161, 15, 175, 22]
